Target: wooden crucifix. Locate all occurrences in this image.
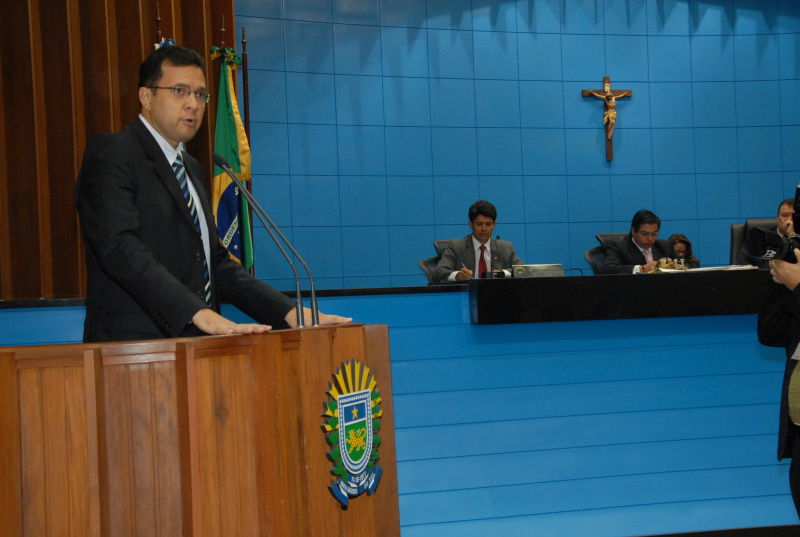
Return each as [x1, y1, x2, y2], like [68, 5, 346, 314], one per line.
[582, 77, 632, 160]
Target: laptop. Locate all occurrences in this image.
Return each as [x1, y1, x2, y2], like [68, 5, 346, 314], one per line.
[512, 264, 564, 278]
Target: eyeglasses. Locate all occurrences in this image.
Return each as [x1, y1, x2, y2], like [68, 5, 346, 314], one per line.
[636, 231, 659, 238]
[149, 86, 211, 104]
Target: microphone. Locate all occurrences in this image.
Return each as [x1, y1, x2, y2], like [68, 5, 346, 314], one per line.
[212, 154, 319, 327]
[491, 235, 499, 273]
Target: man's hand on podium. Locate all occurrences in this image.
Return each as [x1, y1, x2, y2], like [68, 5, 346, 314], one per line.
[284, 307, 353, 329]
[191, 308, 272, 335]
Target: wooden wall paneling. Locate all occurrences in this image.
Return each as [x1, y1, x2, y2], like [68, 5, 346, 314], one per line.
[68, 0, 88, 298]
[175, 340, 200, 537]
[27, 0, 53, 299]
[103, 362, 135, 535]
[232, 351, 260, 537]
[0, 352, 23, 537]
[63, 364, 91, 536]
[338, 325, 399, 537]
[194, 348, 223, 536]
[0, 49, 10, 301]
[128, 362, 160, 535]
[19, 367, 48, 535]
[112, 0, 148, 127]
[40, 0, 83, 298]
[77, 0, 118, 139]
[1, 0, 42, 299]
[101, 349, 183, 537]
[363, 324, 400, 536]
[295, 327, 346, 537]
[83, 349, 104, 537]
[152, 359, 183, 537]
[275, 330, 312, 536]
[204, 348, 259, 536]
[251, 334, 291, 536]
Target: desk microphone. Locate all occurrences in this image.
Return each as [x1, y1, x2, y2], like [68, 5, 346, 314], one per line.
[483, 235, 505, 278]
[212, 154, 319, 327]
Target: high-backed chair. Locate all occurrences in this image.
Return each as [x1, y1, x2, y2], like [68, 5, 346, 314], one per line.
[434, 239, 451, 258]
[419, 240, 453, 284]
[730, 218, 774, 265]
[419, 257, 439, 284]
[595, 233, 628, 248]
[584, 246, 606, 275]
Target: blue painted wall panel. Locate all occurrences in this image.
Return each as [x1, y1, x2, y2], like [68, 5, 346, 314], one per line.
[232, 0, 800, 284]
[0, 292, 794, 534]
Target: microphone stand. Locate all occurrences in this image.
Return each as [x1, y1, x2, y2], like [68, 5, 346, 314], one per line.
[214, 156, 319, 327]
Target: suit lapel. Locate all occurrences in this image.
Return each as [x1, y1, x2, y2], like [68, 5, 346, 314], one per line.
[628, 236, 647, 264]
[464, 235, 476, 272]
[131, 118, 197, 230]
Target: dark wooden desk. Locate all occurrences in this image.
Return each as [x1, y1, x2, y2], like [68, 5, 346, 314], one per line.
[469, 269, 769, 324]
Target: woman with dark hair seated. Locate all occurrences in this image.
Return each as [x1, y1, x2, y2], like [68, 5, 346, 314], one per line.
[668, 233, 700, 268]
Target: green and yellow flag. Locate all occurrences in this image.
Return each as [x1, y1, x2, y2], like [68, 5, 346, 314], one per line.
[210, 46, 253, 269]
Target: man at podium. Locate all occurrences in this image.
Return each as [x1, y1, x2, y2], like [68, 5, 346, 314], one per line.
[75, 45, 350, 342]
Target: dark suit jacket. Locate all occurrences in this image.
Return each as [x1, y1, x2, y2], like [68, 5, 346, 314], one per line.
[75, 117, 295, 342]
[758, 277, 800, 460]
[433, 235, 523, 283]
[600, 235, 673, 275]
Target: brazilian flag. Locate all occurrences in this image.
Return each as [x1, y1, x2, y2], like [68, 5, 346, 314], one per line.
[210, 46, 253, 270]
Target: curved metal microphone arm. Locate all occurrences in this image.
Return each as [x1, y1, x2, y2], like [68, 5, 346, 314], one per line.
[213, 155, 319, 327]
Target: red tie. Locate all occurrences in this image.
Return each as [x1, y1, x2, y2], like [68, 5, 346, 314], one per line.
[478, 245, 487, 278]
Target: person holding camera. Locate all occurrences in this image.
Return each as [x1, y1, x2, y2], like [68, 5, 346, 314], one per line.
[758, 244, 800, 518]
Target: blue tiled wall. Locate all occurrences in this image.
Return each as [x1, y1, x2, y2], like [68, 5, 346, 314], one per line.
[1, 299, 794, 535]
[234, 0, 800, 289]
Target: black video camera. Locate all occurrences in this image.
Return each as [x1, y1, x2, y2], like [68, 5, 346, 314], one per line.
[743, 185, 800, 263]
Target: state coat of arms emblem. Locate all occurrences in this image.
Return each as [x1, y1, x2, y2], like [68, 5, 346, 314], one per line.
[322, 360, 383, 507]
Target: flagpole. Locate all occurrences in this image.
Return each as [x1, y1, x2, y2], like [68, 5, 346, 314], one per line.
[241, 27, 255, 275]
[155, 2, 162, 46]
[242, 27, 250, 141]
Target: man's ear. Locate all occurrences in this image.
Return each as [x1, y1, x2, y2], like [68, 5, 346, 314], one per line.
[139, 87, 150, 110]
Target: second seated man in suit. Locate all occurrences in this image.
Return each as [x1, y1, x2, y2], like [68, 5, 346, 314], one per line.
[433, 200, 523, 283]
[601, 209, 673, 274]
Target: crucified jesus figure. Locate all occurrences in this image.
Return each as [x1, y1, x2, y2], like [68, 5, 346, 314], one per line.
[585, 81, 630, 139]
[581, 77, 633, 160]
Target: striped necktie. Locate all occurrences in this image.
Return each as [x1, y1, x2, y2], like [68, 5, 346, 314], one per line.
[173, 153, 212, 307]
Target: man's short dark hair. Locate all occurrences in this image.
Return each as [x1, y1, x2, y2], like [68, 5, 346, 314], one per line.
[138, 46, 206, 89]
[778, 199, 794, 214]
[630, 209, 660, 233]
[469, 200, 497, 222]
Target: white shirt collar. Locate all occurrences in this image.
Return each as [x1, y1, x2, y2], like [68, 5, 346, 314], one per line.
[139, 114, 185, 165]
[471, 235, 490, 252]
[631, 236, 651, 256]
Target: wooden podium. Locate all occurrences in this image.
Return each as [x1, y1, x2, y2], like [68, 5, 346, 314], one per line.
[0, 324, 400, 537]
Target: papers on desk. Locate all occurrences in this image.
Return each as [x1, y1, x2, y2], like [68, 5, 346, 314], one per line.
[658, 265, 759, 273]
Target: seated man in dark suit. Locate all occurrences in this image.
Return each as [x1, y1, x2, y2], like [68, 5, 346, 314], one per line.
[433, 200, 523, 283]
[601, 209, 673, 274]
